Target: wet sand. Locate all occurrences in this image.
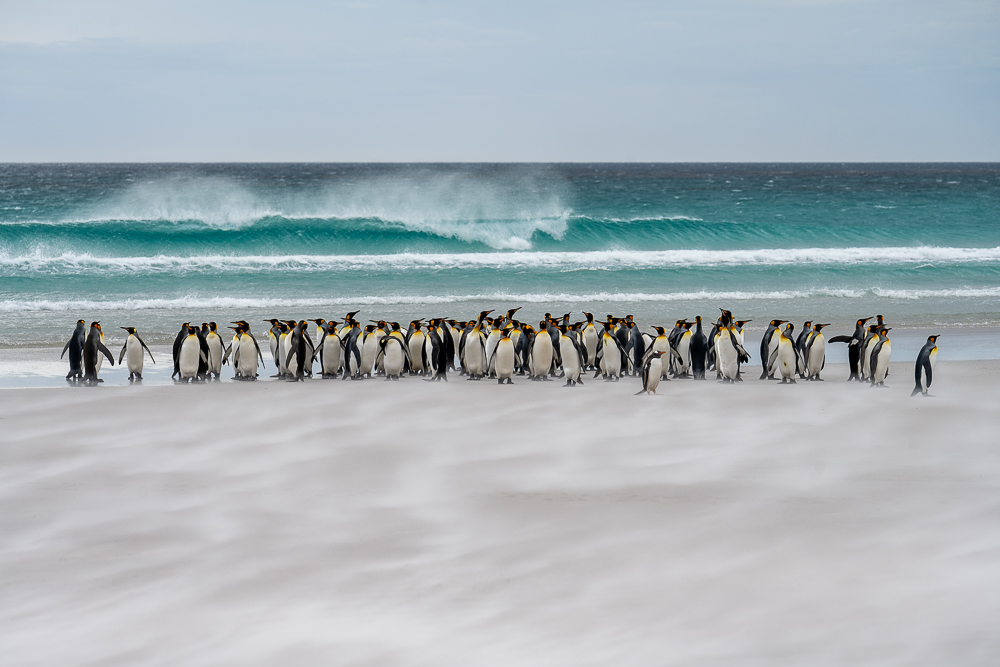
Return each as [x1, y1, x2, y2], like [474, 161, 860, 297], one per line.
[1, 360, 999, 665]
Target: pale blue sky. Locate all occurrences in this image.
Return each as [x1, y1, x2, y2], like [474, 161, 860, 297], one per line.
[1, 0, 997, 161]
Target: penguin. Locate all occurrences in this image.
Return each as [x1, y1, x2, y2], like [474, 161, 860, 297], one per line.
[82, 322, 115, 384]
[716, 310, 751, 383]
[666, 320, 690, 375]
[794, 321, 813, 378]
[596, 321, 627, 381]
[171, 322, 190, 379]
[406, 320, 426, 375]
[581, 312, 599, 369]
[768, 322, 797, 384]
[61, 319, 87, 381]
[118, 326, 155, 381]
[484, 322, 503, 378]
[828, 317, 873, 381]
[263, 319, 283, 375]
[758, 320, 787, 380]
[178, 325, 206, 382]
[870, 327, 892, 387]
[463, 311, 491, 380]
[911, 335, 940, 397]
[93, 323, 110, 377]
[557, 324, 585, 387]
[421, 318, 450, 382]
[228, 320, 265, 380]
[674, 321, 695, 378]
[195, 323, 212, 380]
[624, 316, 646, 376]
[314, 320, 342, 378]
[529, 320, 554, 380]
[646, 326, 672, 380]
[860, 323, 883, 381]
[340, 315, 363, 380]
[488, 327, 516, 384]
[635, 351, 664, 395]
[308, 319, 327, 368]
[803, 323, 830, 381]
[689, 316, 708, 380]
[205, 322, 226, 379]
[284, 321, 310, 381]
[378, 334, 411, 380]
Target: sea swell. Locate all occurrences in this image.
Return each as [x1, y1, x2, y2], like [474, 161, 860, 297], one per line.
[4, 246, 1000, 276]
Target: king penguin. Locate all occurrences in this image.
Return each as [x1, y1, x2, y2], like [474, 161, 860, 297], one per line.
[635, 351, 664, 395]
[61, 319, 87, 382]
[870, 327, 892, 387]
[118, 326, 155, 381]
[82, 322, 115, 385]
[911, 335, 940, 397]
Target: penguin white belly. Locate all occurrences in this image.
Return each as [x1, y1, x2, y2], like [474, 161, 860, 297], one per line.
[806, 337, 826, 378]
[583, 328, 598, 367]
[95, 332, 106, 373]
[645, 357, 662, 393]
[485, 334, 500, 374]
[269, 334, 279, 369]
[179, 336, 201, 379]
[360, 335, 381, 377]
[383, 342, 405, 378]
[873, 342, 891, 384]
[465, 335, 486, 377]
[862, 340, 877, 379]
[777, 340, 796, 380]
[531, 336, 552, 377]
[604, 341, 621, 377]
[718, 333, 739, 380]
[677, 333, 691, 373]
[560, 338, 581, 382]
[278, 335, 290, 374]
[652, 338, 670, 378]
[126, 337, 144, 376]
[495, 341, 515, 380]
[408, 333, 425, 372]
[237, 336, 257, 377]
[322, 335, 342, 376]
[207, 335, 224, 374]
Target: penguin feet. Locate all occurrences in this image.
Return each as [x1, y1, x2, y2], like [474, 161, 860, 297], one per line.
[564, 380, 576, 387]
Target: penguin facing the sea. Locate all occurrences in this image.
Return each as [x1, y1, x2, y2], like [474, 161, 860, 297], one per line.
[61, 319, 87, 381]
[912, 335, 940, 397]
[118, 326, 155, 381]
[83, 322, 115, 385]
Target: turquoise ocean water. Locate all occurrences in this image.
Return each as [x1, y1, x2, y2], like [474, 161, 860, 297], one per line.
[2, 163, 999, 352]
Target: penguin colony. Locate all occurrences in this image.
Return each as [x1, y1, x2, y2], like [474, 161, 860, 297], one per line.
[60, 310, 940, 396]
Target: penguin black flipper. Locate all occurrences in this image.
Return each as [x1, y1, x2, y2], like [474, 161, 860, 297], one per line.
[61, 340, 72, 359]
[119, 341, 128, 365]
[827, 335, 853, 344]
[136, 334, 156, 363]
[98, 341, 116, 366]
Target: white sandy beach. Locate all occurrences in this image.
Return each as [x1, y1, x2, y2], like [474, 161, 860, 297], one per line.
[1, 359, 998, 665]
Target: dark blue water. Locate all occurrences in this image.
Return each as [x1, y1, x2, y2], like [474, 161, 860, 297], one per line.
[3, 163, 999, 346]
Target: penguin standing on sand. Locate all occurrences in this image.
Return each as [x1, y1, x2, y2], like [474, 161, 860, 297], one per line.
[557, 324, 585, 386]
[488, 327, 516, 384]
[769, 322, 797, 384]
[648, 326, 671, 380]
[171, 322, 191, 380]
[61, 319, 87, 381]
[285, 320, 310, 381]
[635, 351, 664, 395]
[689, 316, 708, 380]
[83, 322, 115, 384]
[205, 322, 226, 379]
[759, 319, 787, 380]
[178, 325, 206, 382]
[378, 334, 411, 380]
[803, 323, 830, 380]
[118, 326, 155, 381]
[870, 327, 892, 387]
[912, 335, 940, 397]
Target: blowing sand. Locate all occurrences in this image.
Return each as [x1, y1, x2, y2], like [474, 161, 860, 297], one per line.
[1, 360, 999, 665]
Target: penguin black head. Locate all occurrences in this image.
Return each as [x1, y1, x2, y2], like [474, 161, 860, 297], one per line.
[120, 326, 136, 334]
[346, 310, 360, 319]
[584, 312, 594, 322]
[928, 334, 940, 342]
[209, 322, 218, 332]
[876, 315, 885, 326]
[506, 307, 521, 318]
[859, 317, 873, 326]
[651, 326, 665, 335]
